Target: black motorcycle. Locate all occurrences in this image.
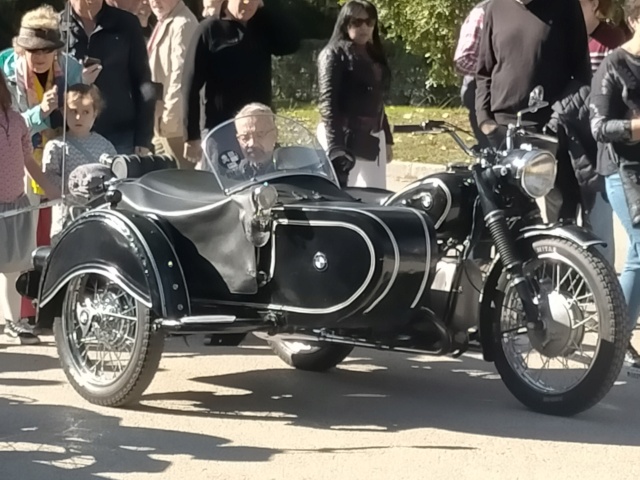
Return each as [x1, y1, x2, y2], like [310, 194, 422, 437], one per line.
[18, 90, 629, 416]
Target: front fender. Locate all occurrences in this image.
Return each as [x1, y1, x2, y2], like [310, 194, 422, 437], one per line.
[477, 222, 604, 362]
[39, 208, 190, 320]
[516, 222, 606, 248]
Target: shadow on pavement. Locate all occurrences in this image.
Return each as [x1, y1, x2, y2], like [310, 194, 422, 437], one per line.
[0, 395, 279, 479]
[0, 351, 60, 374]
[138, 349, 640, 447]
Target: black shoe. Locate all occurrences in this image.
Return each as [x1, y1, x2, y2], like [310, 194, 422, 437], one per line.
[3, 319, 41, 345]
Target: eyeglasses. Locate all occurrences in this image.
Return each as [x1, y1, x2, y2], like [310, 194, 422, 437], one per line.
[349, 17, 375, 28]
[236, 128, 275, 142]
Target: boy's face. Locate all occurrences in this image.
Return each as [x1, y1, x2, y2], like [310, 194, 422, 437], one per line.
[66, 95, 97, 135]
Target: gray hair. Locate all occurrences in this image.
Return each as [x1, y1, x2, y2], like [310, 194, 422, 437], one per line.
[235, 102, 274, 119]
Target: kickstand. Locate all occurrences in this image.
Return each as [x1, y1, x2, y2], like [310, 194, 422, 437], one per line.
[182, 335, 190, 347]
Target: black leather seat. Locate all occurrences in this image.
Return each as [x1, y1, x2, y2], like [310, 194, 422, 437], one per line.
[343, 186, 394, 205]
[116, 169, 227, 217]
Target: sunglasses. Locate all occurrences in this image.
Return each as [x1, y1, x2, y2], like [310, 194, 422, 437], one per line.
[349, 17, 375, 28]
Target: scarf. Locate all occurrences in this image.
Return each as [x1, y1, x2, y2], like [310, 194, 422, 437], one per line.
[15, 54, 65, 195]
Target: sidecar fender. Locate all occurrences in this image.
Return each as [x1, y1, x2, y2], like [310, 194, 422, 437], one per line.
[36, 209, 190, 324]
[478, 223, 604, 361]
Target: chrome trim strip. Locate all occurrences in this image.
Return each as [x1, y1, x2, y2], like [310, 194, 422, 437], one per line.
[259, 218, 376, 314]
[120, 183, 233, 217]
[410, 209, 432, 308]
[180, 316, 236, 324]
[40, 264, 152, 308]
[274, 204, 400, 314]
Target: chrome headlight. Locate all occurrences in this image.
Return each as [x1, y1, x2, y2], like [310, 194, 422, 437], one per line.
[252, 183, 278, 212]
[503, 149, 557, 198]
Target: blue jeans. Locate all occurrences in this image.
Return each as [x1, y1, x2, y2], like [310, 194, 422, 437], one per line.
[586, 191, 615, 266]
[605, 173, 640, 330]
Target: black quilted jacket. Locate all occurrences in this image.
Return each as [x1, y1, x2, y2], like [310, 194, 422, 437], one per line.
[547, 82, 602, 200]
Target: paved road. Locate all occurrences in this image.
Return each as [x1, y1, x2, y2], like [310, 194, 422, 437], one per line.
[1, 333, 639, 480]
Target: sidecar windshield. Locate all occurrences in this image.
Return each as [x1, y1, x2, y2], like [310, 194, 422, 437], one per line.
[202, 113, 338, 193]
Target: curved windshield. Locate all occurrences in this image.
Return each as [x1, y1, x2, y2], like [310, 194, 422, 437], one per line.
[201, 113, 338, 193]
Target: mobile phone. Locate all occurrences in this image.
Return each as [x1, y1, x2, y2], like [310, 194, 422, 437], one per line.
[83, 56, 101, 68]
[151, 82, 164, 100]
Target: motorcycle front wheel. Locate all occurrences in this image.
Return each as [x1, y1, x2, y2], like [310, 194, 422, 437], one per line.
[491, 237, 629, 416]
[54, 273, 164, 407]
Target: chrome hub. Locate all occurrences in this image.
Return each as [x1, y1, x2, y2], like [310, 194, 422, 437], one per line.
[529, 291, 583, 358]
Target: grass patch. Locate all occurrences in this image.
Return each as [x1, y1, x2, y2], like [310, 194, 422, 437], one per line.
[277, 104, 474, 164]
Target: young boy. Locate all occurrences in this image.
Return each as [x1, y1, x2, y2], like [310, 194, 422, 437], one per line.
[42, 83, 117, 237]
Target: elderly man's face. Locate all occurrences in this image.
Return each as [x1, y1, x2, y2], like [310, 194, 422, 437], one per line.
[235, 114, 277, 164]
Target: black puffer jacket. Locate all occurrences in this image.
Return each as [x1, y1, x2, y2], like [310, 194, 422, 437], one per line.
[547, 82, 602, 209]
[317, 40, 393, 160]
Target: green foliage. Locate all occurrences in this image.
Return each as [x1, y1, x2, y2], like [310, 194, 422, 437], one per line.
[272, 39, 456, 107]
[339, 0, 476, 89]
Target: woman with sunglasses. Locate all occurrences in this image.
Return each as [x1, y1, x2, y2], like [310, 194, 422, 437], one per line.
[316, 0, 393, 189]
[0, 5, 99, 343]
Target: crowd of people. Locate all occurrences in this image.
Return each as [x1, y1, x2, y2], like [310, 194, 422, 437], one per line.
[0, 0, 393, 345]
[0, 0, 638, 369]
[455, 0, 640, 366]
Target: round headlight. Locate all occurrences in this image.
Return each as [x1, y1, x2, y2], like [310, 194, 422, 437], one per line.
[252, 183, 278, 211]
[504, 149, 557, 198]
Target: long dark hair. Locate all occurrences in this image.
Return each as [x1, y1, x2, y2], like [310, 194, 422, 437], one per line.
[328, 0, 389, 69]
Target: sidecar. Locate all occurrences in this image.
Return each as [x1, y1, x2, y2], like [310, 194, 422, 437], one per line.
[18, 114, 443, 407]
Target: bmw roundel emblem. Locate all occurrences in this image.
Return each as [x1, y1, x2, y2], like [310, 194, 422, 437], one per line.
[313, 252, 328, 272]
[420, 193, 433, 210]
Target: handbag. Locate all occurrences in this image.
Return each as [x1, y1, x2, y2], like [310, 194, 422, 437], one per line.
[607, 142, 640, 226]
[344, 112, 385, 162]
[345, 127, 381, 161]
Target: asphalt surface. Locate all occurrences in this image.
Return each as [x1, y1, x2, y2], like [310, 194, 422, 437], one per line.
[1, 332, 639, 480]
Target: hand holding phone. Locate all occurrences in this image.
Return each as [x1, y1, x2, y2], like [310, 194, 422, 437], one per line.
[83, 56, 101, 68]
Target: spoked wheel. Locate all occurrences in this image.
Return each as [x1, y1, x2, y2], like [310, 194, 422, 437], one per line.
[266, 337, 354, 372]
[54, 273, 164, 407]
[492, 238, 629, 416]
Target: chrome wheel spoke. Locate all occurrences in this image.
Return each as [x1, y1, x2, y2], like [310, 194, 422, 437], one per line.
[501, 254, 602, 395]
[62, 275, 140, 387]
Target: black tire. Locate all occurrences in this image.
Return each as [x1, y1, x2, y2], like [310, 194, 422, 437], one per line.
[54, 274, 164, 407]
[268, 338, 354, 372]
[491, 238, 629, 416]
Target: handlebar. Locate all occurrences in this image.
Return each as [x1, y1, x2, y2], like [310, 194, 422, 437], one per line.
[393, 120, 476, 157]
[393, 120, 447, 133]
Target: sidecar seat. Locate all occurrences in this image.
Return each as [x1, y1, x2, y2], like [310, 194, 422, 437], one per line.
[343, 186, 393, 205]
[105, 154, 178, 180]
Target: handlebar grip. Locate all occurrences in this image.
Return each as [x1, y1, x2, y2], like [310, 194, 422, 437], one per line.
[393, 120, 447, 133]
[393, 124, 425, 133]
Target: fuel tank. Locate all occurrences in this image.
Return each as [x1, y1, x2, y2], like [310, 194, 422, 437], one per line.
[384, 165, 476, 242]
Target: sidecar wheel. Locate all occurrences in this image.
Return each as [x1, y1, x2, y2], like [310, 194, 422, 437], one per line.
[491, 238, 628, 416]
[54, 273, 164, 407]
[268, 338, 354, 372]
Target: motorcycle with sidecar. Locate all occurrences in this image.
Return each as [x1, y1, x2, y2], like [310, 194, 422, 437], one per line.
[17, 91, 630, 416]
